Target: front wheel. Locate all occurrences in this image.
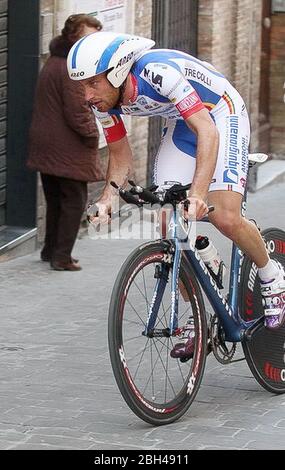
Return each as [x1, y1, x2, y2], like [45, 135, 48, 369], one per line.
[240, 228, 285, 394]
[108, 240, 208, 425]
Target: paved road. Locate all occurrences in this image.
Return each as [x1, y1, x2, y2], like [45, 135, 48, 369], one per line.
[0, 182, 284, 450]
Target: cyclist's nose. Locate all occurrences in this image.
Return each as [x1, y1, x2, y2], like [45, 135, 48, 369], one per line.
[85, 88, 92, 102]
[84, 86, 94, 102]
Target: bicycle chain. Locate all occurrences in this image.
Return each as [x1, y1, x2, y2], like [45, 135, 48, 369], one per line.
[209, 314, 237, 364]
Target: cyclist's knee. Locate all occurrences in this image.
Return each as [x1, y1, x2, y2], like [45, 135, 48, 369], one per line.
[209, 211, 243, 239]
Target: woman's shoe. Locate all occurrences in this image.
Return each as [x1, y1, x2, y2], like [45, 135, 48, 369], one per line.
[51, 260, 82, 271]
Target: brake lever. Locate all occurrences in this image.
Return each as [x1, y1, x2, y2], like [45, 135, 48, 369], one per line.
[128, 180, 158, 193]
[128, 180, 160, 205]
[110, 181, 143, 207]
[183, 200, 215, 214]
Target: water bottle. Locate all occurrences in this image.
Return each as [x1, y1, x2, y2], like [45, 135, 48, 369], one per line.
[195, 236, 226, 285]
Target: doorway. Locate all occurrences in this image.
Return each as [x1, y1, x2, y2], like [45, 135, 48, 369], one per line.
[0, 0, 39, 256]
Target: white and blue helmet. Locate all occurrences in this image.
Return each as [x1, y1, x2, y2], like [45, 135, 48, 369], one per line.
[67, 31, 155, 88]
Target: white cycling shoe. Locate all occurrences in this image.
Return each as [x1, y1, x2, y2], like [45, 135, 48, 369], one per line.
[260, 261, 285, 330]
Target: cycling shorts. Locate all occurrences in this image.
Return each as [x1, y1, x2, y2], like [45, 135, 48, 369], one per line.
[153, 82, 250, 195]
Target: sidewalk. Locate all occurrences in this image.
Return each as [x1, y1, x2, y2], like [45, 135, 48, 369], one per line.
[0, 182, 284, 450]
[256, 159, 285, 191]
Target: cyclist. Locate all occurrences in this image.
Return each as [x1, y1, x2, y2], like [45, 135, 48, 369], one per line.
[67, 32, 285, 355]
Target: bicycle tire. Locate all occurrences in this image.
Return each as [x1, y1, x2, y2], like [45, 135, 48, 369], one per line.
[240, 227, 285, 394]
[108, 240, 208, 425]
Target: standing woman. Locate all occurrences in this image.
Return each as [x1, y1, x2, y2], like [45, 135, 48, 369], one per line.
[28, 14, 103, 271]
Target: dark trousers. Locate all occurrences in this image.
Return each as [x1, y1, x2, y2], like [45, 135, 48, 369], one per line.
[40, 174, 87, 263]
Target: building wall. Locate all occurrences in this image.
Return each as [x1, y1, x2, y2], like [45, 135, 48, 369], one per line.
[198, 0, 262, 153]
[198, 0, 263, 190]
[270, 12, 285, 156]
[234, 0, 262, 153]
[129, 0, 152, 185]
[198, 0, 236, 81]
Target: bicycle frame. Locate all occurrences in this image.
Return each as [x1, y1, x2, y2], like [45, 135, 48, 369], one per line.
[145, 198, 261, 343]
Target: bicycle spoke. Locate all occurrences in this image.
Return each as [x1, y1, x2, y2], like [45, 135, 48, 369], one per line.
[128, 336, 175, 401]
[133, 276, 153, 306]
[179, 304, 192, 323]
[125, 296, 147, 327]
[164, 338, 170, 402]
[123, 333, 144, 344]
[125, 339, 156, 369]
[137, 339, 163, 397]
[150, 340, 154, 399]
[132, 337, 151, 381]
[151, 338, 177, 397]
[141, 338, 173, 399]
[159, 299, 171, 328]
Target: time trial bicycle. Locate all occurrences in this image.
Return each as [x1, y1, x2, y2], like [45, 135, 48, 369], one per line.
[108, 153, 285, 426]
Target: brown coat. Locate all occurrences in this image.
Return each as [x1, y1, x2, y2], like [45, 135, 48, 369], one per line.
[27, 36, 104, 182]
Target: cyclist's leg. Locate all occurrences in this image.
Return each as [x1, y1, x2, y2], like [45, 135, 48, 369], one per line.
[208, 191, 269, 267]
[208, 87, 285, 329]
[208, 191, 285, 329]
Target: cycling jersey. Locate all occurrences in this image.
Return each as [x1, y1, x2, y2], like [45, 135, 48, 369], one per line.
[93, 49, 250, 195]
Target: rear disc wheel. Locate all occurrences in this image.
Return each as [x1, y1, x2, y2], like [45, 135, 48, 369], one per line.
[240, 228, 285, 393]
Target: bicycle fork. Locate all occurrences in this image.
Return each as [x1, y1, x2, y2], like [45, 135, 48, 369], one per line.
[143, 210, 183, 338]
[143, 241, 181, 338]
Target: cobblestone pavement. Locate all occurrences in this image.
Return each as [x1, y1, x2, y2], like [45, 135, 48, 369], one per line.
[0, 182, 284, 450]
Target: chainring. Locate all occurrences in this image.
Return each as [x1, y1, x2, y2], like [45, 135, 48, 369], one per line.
[209, 314, 237, 364]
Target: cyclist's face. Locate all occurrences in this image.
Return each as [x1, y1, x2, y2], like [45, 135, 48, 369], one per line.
[82, 73, 119, 112]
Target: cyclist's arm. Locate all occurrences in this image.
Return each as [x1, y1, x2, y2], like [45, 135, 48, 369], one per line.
[102, 136, 133, 200]
[162, 66, 219, 201]
[185, 109, 219, 201]
[143, 63, 219, 200]
[88, 122, 133, 222]
[93, 110, 133, 200]
[145, 63, 219, 201]
[144, 62, 219, 214]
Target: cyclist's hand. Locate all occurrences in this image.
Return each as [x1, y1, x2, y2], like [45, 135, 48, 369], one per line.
[87, 197, 111, 226]
[183, 196, 209, 220]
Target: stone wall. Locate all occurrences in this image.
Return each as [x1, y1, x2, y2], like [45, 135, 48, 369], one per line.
[198, 0, 262, 153]
[234, 0, 262, 153]
[198, 0, 263, 190]
[198, 0, 236, 81]
[129, 0, 152, 185]
[270, 13, 285, 157]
